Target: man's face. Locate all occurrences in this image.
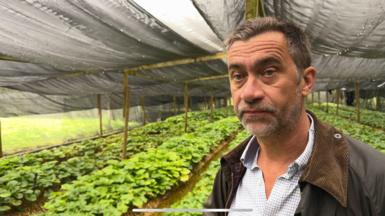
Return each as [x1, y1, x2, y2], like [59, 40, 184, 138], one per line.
[227, 31, 304, 137]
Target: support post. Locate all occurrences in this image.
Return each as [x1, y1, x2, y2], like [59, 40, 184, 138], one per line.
[122, 73, 130, 159]
[0, 120, 2, 158]
[376, 95, 380, 111]
[140, 96, 146, 125]
[184, 83, 189, 133]
[107, 94, 113, 130]
[355, 81, 361, 123]
[97, 94, 103, 136]
[326, 90, 329, 113]
[336, 89, 341, 116]
[123, 80, 127, 119]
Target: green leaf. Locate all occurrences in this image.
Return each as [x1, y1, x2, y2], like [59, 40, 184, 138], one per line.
[10, 199, 22, 206]
[180, 174, 189, 182]
[0, 205, 11, 212]
[0, 190, 11, 198]
[25, 193, 37, 201]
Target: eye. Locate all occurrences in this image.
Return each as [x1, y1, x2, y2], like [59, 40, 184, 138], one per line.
[261, 67, 277, 78]
[231, 72, 245, 82]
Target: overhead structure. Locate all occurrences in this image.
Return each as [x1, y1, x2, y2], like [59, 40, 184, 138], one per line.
[0, 0, 382, 118]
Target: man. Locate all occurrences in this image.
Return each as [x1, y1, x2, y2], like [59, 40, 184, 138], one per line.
[205, 17, 385, 216]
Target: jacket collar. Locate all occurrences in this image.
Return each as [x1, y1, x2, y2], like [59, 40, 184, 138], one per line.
[221, 111, 349, 207]
[300, 111, 349, 207]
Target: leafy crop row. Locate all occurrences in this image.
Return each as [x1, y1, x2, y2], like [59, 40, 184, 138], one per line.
[309, 106, 385, 153]
[163, 130, 250, 216]
[311, 103, 384, 130]
[40, 117, 241, 215]
[0, 108, 234, 213]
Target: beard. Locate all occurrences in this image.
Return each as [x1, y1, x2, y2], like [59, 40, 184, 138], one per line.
[236, 95, 303, 138]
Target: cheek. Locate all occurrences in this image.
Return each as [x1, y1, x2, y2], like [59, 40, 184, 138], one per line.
[231, 90, 241, 104]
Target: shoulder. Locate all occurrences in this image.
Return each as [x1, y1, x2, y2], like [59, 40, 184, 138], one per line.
[346, 135, 385, 215]
[347, 135, 385, 175]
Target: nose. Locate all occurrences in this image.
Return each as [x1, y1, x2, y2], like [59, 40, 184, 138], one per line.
[240, 75, 265, 104]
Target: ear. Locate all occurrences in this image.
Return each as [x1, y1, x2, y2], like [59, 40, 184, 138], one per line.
[300, 66, 316, 96]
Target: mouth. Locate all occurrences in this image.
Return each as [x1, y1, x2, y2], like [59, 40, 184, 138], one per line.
[241, 110, 273, 118]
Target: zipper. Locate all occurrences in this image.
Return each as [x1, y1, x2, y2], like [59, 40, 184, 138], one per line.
[224, 172, 234, 216]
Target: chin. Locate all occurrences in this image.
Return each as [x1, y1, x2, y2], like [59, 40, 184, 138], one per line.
[242, 122, 276, 137]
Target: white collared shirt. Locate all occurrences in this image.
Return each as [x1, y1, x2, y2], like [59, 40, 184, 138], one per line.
[229, 114, 315, 216]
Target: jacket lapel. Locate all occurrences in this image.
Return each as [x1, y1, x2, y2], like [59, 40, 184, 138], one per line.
[299, 112, 349, 207]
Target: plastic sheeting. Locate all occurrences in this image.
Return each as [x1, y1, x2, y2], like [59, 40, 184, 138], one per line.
[0, 0, 209, 71]
[0, 0, 384, 117]
[192, 0, 245, 40]
[264, 0, 385, 81]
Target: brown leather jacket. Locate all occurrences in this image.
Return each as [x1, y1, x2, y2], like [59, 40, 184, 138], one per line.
[204, 113, 385, 216]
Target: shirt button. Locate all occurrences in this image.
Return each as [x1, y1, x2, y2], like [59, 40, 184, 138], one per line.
[334, 133, 342, 139]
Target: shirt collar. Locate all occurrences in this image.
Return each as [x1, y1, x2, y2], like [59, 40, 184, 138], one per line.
[240, 135, 258, 170]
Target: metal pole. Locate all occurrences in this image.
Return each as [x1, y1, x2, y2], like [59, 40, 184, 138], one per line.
[184, 83, 189, 133]
[210, 95, 214, 122]
[336, 89, 341, 116]
[97, 94, 103, 136]
[122, 73, 130, 159]
[355, 81, 361, 123]
[326, 90, 329, 113]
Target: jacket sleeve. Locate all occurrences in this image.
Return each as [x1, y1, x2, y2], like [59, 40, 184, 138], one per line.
[203, 167, 229, 216]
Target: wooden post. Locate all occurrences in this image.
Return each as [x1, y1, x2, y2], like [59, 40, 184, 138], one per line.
[107, 94, 112, 130]
[184, 83, 189, 133]
[123, 80, 127, 119]
[140, 96, 146, 125]
[355, 81, 361, 123]
[97, 94, 103, 136]
[210, 95, 214, 122]
[336, 89, 341, 116]
[246, 0, 258, 19]
[326, 90, 329, 113]
[122, 73, 130, 159]
[376, 96, 380, 111]
[0, 120, 2, 158]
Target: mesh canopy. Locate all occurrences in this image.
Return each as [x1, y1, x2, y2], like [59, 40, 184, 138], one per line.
[0, 0, 384, 117]
[264, 0, 385, 82]
[0, 0, 209, 71]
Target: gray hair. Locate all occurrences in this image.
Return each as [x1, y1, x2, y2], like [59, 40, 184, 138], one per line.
[225, 17, 312, 79]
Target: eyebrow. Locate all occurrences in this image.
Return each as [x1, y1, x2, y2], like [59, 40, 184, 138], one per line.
[228, 56, 281, 71]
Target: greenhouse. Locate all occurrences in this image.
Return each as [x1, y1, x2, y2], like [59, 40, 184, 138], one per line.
[0, 0, 384, 215]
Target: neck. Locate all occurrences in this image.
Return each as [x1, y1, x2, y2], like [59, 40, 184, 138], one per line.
[257, 111, 310, 165]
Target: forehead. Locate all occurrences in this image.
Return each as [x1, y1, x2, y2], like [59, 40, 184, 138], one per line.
[227, 31, 289, 60]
